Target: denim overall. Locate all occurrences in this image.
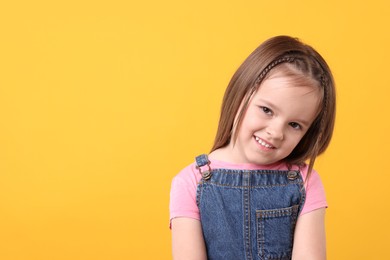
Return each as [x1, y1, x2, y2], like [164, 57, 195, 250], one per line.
[195, 154, 306, 260]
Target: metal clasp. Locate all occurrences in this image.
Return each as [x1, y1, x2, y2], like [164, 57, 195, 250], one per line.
[287, 170, 298, 181]
[196, 161, 212, 181]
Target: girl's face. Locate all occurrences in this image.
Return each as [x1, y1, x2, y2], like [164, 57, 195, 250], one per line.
[228, 71, 321, 165]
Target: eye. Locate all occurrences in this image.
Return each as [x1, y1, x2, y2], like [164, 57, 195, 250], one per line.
[289, 122, 302, 130]
[260, 106, 273, 115]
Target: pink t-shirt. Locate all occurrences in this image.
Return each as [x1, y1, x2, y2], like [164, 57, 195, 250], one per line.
[170, 159, 327, 223]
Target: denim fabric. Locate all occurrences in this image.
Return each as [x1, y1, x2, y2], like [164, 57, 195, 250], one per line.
[195, 154, 306, 260]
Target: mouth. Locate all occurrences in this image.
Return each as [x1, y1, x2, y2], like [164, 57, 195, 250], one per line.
[254, 136, 276, 149]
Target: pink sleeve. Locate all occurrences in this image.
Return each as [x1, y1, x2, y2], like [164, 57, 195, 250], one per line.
[169, 164, 201, 225]
[300, 167, 328, 215]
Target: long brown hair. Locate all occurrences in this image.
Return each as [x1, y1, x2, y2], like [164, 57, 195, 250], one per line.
[211, 36, 336, 176]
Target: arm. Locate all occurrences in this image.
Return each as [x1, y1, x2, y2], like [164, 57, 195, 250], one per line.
[292, 208, 327, 260]
[171, 217, 207, 260]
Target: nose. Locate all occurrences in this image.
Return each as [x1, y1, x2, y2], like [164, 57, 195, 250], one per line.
[266, 121, 284, 141]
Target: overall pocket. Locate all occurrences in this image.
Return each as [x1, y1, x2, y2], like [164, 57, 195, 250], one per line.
[256, 205, 299, 260]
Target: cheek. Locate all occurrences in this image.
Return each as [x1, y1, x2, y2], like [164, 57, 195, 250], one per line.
[245, 108, 266, 126]
[288, 133, 306, 148]
[239, 112, 257, 131]
[243, 117, 263, 134]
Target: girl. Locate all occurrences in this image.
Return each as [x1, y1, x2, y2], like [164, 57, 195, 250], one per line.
[170, 35, 336, 260]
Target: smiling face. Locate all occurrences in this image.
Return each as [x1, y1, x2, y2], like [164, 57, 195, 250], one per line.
[220, 69, 321, 165]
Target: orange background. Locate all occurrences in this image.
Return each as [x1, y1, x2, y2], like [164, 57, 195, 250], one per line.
[1, 0, 389, 259]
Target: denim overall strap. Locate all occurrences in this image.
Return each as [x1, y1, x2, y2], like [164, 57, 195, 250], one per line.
[195, 154, 209, 167]
[196, 155, 306, 260]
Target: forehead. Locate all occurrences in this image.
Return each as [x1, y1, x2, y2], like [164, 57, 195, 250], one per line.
[259, 67, 323, 101]
[255, 75, 320, 101]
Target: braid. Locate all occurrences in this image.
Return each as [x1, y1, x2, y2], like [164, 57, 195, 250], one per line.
[317, 74, 329, 143]
[255, 56, 296, 86]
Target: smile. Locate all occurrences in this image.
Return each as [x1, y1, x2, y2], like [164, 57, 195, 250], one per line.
[255, 136, 275, 149]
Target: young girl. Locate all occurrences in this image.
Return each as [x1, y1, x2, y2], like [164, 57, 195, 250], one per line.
[170, 35, 336, 260]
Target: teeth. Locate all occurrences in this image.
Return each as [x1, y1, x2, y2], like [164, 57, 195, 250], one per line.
[255, 136, 273, 148]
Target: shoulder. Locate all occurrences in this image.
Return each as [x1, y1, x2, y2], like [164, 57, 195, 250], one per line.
[298, 165, 324, 191]
[172, 161, 201, 187]
[297, 164, 318, 180]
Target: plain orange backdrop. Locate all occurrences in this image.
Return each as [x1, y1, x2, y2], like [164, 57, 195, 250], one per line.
[1, 0, 389, 259]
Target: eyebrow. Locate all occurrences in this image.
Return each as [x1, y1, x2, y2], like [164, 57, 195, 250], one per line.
[257, 98, 312, 127]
